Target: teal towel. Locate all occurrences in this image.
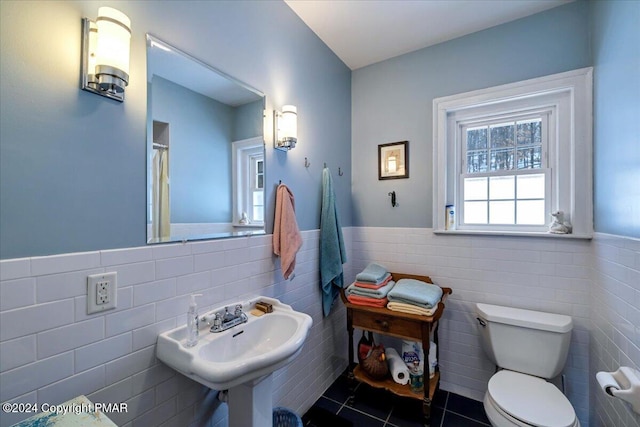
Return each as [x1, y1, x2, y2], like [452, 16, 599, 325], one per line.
[320, 168, 347, 316]
[387, 279, 443, 309]
[355, 263, 389, 283]
[346, 280, 395, 298]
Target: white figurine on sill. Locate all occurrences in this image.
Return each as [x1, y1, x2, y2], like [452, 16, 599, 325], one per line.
[239, 212, 250, 225]
[549, 210, 572, 234]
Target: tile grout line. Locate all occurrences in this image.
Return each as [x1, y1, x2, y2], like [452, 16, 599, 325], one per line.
[332, 381, 397, 426]
[336, 403, 390, 424]
[382, 403, 395, 426]
[322, 394, 346, 407]
[441, 390, 491, 426]
[439, 392, 449, 427]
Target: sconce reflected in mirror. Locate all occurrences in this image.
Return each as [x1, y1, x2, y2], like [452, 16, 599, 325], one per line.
[274, 105, 297, 151]
[81, 7, 131, 102]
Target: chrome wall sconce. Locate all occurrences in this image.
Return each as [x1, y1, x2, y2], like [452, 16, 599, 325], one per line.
[274, 105, 297, 151]
[81, 7, 132, 102]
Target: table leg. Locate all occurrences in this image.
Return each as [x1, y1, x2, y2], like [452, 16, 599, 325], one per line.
[421, 322, 432, 427]
[422, 395, 432, 427]
[347, 309, 355, 406]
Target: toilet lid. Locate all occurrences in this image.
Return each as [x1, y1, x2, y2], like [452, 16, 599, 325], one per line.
[488, 370, 576, 427]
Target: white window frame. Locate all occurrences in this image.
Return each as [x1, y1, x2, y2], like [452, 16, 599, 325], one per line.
[433, 68, 593, 238]
[458, 111, 551, 231]
[232, 136, 264, 227]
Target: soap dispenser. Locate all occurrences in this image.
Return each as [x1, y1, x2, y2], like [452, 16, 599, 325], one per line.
[185, 294, 202, 347]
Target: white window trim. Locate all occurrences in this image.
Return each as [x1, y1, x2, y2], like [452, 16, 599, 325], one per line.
[232, 136, 264, 227]
[433, 67, 593, 238]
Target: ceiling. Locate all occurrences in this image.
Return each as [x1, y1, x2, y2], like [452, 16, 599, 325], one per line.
[284, 0, 573, 70]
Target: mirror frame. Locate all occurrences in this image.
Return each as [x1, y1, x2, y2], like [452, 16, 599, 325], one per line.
[145, 34, 266, 245]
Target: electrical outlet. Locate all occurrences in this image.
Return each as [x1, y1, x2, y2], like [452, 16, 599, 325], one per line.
[96, 281, 109, 305]
[87, 272, 117, 314]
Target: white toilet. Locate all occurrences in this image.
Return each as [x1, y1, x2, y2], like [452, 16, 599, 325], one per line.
[476, 303, 580, 427]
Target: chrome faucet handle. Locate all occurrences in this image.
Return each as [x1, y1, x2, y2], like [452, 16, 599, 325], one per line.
[223, 307, 235, 322]
[200, 314, 209, 325]
[213, 312, 223, 329]
[234, 304, 243, 316]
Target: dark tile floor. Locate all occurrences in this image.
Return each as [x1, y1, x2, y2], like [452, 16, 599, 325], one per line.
[302, 370, 491, 427]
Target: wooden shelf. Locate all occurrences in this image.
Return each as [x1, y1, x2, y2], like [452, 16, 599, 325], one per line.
[342, 272, 451, 427]
[353, 365, 440, 401]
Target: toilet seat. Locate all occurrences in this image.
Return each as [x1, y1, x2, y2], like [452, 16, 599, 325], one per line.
[487, 370, 577, 427]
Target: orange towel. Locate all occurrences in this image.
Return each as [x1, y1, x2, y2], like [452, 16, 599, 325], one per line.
[354, 274, 393, 290]
[346, 295, 389, 307]
[273, 184, 303, 280]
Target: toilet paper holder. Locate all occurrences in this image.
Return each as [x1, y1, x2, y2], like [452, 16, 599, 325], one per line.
[596, 366, 640, 414]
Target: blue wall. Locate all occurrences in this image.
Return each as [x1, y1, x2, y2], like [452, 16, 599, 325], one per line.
[351, 1, 591, 227]
[0, 0, 352, 259]
[151, 76, 233, 223]
[3, 0, 637, 259]
[234, 99, 264, 142]
[591, 0, 640, 239]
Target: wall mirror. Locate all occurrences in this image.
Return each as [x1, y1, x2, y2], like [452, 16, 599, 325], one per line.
[146, 34, 266, 244]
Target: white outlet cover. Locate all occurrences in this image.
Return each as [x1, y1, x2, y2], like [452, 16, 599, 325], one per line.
[87, 272, 117, 314]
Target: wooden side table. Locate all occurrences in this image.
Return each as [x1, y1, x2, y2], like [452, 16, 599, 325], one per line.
[341, 273, 452, 427]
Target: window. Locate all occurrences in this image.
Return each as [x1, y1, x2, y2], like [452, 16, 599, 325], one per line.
[232, 137, 264, 226]
[460, 114, 550, 230]
[433, 68, 593, 237]
[250, 156, 264, 222]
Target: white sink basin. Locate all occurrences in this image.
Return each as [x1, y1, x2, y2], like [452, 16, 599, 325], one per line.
[156, 296, 313, 390]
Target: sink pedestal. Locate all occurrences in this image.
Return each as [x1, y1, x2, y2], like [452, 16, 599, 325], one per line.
[227, 374, 273, 427]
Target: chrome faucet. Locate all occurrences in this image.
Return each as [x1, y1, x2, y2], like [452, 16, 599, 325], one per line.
[209, 304, 247, 333]
[223, 307, 235, 322]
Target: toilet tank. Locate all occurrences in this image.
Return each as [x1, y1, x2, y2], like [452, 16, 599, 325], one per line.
[475, 303, 573, 379]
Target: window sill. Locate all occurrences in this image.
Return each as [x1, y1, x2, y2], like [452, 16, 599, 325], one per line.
[232, 223, 264, 228]
[433, 229, 592, 240]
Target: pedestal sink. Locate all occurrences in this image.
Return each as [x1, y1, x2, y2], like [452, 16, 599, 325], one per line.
[156, 296, 312, 427]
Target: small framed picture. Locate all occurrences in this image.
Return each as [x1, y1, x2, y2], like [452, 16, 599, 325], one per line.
[378, 141, 409, 180]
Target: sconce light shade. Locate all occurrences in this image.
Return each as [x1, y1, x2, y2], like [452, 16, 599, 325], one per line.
[274, 105, 297, 151]
[81, 7, 131, 102]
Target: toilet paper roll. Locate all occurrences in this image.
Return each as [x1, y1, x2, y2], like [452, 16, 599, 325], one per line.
[596, 371, 619, 397]
[597, 367, 640, 414]
[386, 348, 410, 385]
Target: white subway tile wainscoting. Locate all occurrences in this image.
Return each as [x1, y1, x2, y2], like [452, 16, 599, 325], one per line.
[0, 231, 351, 427]
[591, 235, 640, 427]
[1, 228, 638, 427]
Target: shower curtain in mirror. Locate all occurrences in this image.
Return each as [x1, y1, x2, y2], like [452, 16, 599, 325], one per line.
[152, 149, 170, 240]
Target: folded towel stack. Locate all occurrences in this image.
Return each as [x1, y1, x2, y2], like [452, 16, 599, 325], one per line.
[355, 263, 389, 283]
[346, 279, 395, 298]
[386, 278, 443, 316]
[346, 263, 395, 307]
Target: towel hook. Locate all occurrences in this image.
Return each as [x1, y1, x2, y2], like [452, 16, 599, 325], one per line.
[338, 167, 343, 176]
[304, 157, 311, 168]
[388, 191, 397, 207]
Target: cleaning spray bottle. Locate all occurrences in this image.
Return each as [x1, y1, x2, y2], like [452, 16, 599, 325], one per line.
[185, 294, 202, 347]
